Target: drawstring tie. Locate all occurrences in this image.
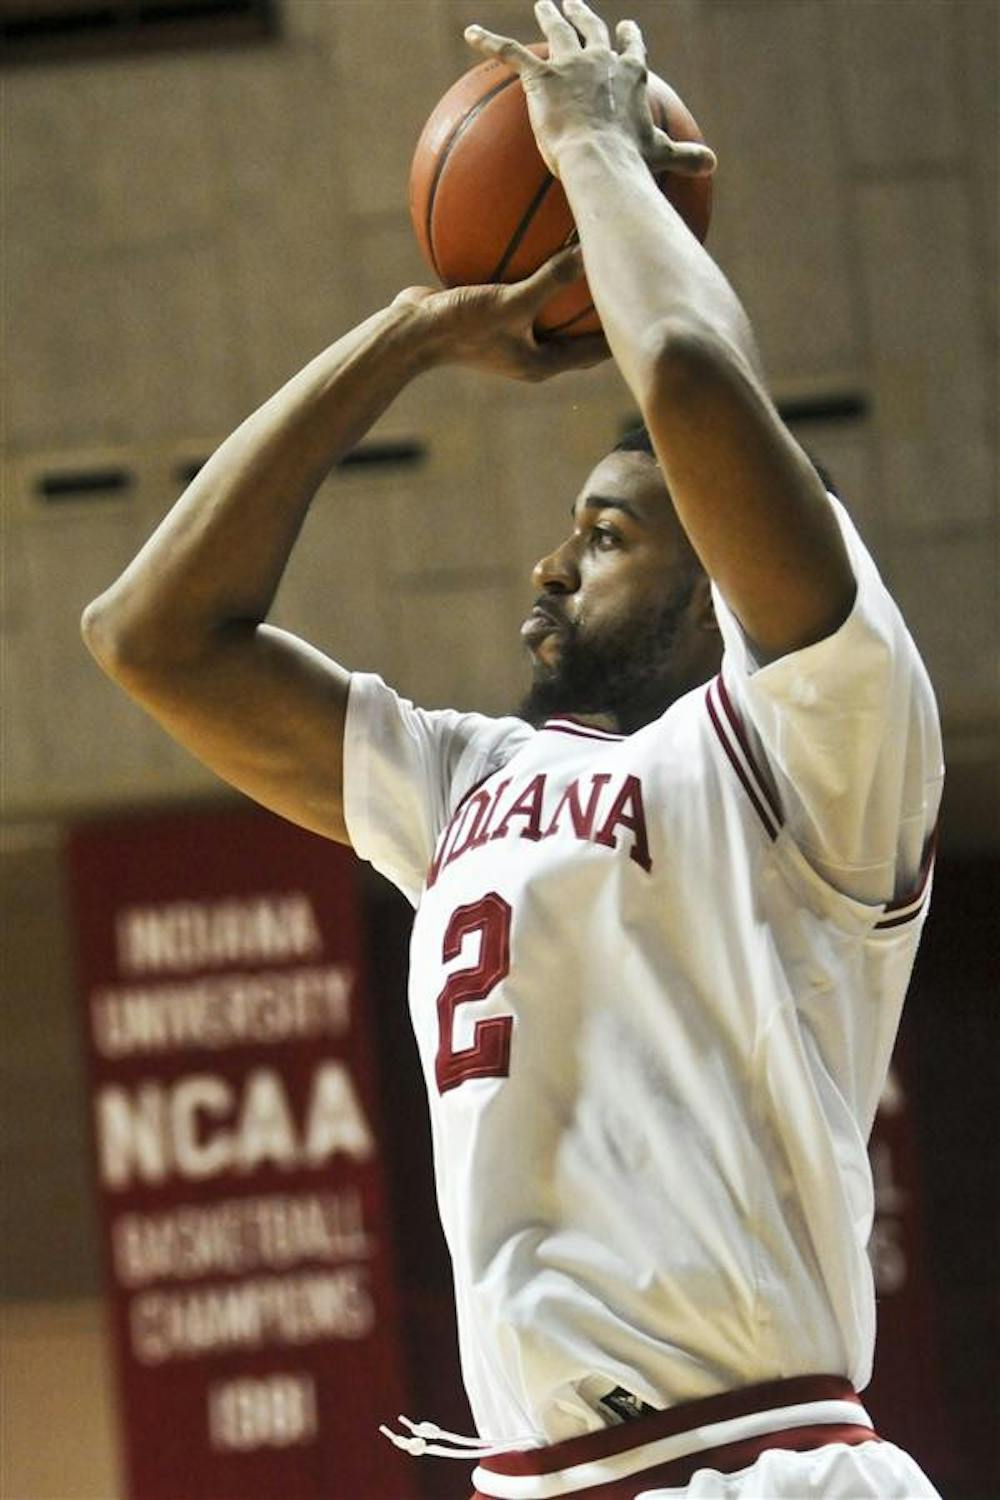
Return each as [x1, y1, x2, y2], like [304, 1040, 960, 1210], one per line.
[379, 1413, 538, 1460]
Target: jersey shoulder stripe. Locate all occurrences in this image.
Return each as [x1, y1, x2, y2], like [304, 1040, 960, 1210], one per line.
[707, 673, 934, 932]
[873, 828, 936, 929]
[705, 676, 781, 840]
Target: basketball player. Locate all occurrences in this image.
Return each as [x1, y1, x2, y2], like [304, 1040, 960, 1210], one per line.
[82, 1, 945, 1495]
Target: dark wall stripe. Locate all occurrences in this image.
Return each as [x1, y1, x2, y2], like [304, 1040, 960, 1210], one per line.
[778, 393, 870, 424]
[36, 469, 133, 500]
[617, 389, 870, 435]
[337, 439, 427, 470]
[173, 440, 426, 488]
[2, 0, 273, 64]
[174, 460, 207, 486]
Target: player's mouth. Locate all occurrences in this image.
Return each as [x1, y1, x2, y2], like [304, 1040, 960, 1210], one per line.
[520, 604, 566, 649]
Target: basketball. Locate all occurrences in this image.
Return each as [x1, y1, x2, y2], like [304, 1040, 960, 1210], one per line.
[409, 47, 713, 337]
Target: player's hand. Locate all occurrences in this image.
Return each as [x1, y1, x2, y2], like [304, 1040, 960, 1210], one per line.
[465, 0, 716, 181]
[392, 245, 610, 381]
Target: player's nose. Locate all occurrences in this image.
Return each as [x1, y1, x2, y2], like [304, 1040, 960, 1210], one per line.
[532, 537, 580, 594]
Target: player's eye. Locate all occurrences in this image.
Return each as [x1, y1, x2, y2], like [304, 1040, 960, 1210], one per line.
[591, 524, 622, 550]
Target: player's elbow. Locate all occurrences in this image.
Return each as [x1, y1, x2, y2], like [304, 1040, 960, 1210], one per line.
[81, 592, 121, 671]
[81, 598, 137, 691]
[643, 314, 761, 396]
[81, 589, 164, 682]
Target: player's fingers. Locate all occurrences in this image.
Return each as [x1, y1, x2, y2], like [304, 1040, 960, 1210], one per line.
[391, 286, 436, 308]
[615, 17, 646, 67]
[533, 0, 580, 61]
[464, 24, 541, 75]
[563, 0, 610, 50]
[651, 130, 717, 177]
[509, 244, 584, 311]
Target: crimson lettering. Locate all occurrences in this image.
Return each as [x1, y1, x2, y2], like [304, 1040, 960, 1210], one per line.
[541, 773, 611, 840]
[489, 774, 546, 843]
[595, 775, 652, 872]
[427, 770, 653, 885]
[435, 893, 513, 1094]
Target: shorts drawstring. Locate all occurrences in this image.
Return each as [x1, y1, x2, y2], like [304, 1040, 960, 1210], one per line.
[379, 1413, 539, 1461]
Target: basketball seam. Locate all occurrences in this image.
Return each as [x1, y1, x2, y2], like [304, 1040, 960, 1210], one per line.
[544, 302, 597, 337]
[527, 99, 671, 331]
[426, 71, 522, 284]
[489, 171, 557, 282]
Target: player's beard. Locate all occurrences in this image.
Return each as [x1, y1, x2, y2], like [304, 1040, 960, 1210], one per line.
[517, 578, 696, 735]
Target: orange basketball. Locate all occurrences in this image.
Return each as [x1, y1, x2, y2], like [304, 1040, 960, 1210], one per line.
[409, 48, 713, 337]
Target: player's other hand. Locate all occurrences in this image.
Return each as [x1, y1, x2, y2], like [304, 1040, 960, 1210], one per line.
[465, 0, 716, 181]
[392, 246, 610, 381]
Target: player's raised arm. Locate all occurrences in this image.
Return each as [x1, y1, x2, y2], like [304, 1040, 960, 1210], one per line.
[467, 0, 856, 663]
[81, 250, 604, 843]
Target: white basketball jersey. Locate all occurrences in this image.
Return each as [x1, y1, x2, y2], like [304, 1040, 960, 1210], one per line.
[343, 498, 943, 1446]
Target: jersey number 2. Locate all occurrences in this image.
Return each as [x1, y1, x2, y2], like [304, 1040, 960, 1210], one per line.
[435, 892, 513, 1095]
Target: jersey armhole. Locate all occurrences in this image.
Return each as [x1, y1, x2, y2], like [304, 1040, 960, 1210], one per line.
[704, 675, 936, 938]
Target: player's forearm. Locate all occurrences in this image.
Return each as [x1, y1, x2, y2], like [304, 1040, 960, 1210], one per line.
[558, 132, 760, 397]
[82, 303, 434, 669]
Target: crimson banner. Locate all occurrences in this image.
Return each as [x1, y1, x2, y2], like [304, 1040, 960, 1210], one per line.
[67, 806, 418, 1500]
[866, 1050, 953, 1483]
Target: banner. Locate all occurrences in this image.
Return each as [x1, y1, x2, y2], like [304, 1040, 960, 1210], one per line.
[67, 806, 418, 1500]
[866, 1052, 952, 1482]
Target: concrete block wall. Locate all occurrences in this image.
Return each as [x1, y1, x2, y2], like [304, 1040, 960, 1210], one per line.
[2, 0, 997, 838]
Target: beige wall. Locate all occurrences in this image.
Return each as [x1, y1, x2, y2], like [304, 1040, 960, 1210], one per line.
[1, 1300, 123, 1500]
[1, 2, 997, 1495]
[2, 0, 997, 831]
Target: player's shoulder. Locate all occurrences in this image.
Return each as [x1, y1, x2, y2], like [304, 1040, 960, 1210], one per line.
[631, 677, 720, 752]
[621, 675, 783, 843]
[443, 705, 535, 812]
[457, 706, 535, 768]
[346, 670, 533, 803]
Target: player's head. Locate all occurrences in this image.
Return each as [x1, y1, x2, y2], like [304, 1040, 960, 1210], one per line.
[519, 423, 720, 732]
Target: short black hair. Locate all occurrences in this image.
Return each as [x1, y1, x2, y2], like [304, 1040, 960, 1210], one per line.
[613, 419, 840, 499]
[614, 422, 657, 459]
